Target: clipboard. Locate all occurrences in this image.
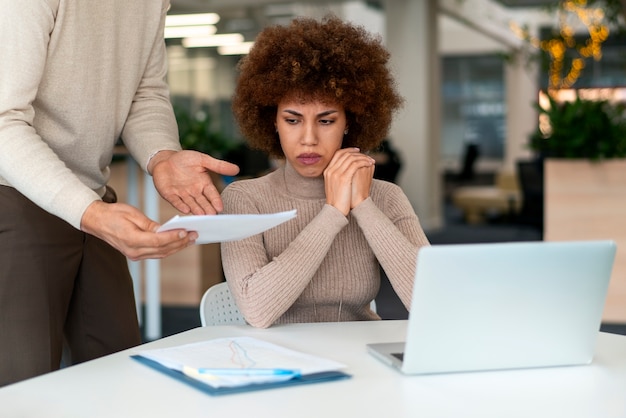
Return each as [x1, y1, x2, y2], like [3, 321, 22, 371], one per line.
[131, 355, 351, 396]
[131, 336, 351, 396]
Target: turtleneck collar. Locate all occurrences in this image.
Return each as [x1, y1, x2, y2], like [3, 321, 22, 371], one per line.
[279, 160, 326, 200]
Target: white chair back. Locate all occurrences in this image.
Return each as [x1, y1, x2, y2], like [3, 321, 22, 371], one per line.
[199, 282, 246, 326]
[199, 282, 377, 326]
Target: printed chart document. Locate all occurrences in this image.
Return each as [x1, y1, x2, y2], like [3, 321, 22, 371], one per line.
[157, 209, 296, 244]
[132, 337, 350, 395]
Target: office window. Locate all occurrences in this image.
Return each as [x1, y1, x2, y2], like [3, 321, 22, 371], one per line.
[441, 55, 506, 164]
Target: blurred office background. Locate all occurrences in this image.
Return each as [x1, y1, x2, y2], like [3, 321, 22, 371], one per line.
[108, 0, 626, 339]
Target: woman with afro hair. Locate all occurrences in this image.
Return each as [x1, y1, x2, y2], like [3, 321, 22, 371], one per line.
[221, 15, 430, 328]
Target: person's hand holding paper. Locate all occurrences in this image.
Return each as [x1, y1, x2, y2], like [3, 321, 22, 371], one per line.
[157, 210, 296, 244]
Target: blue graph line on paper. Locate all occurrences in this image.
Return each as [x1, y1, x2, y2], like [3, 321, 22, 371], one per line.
[228, 339, 257, 368]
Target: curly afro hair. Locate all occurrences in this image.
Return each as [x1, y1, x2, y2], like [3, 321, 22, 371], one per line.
[232, 15, 404, 158]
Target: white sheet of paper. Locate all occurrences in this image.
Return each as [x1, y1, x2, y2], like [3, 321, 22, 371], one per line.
[157, 209, 296, 244]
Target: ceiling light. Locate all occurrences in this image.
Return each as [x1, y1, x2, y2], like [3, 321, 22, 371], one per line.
[182, 33, 245, 48]
[218, 42, 255, 55]
[165, 13, 220, 27]
[164, 25, 217, 39]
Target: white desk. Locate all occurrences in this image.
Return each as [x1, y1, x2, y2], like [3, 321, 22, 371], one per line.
[1, 321, 625, 418]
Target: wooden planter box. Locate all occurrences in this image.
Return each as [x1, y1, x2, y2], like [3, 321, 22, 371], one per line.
[545, 159, 626, 323]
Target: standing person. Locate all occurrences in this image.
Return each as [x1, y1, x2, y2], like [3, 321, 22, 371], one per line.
[221, 15, 430, 329]
[0, 0, 239, 386]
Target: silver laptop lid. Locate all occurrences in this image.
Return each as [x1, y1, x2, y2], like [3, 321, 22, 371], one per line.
[401, 240, 615, 374]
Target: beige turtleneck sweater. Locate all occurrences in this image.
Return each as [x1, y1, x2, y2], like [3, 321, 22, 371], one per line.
[221, 162, 431, 328]
[0, 0, 180, 229]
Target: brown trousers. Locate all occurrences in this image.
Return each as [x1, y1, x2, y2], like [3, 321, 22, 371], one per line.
[0, 185, 141, 387]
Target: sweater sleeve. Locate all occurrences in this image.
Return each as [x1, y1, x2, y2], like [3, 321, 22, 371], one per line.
[121, 1, 181, 172]
[0, 1, 178, 229]
[220, 185, 348, 328]
[350, 183, 430, 309]
[0, 0, 100, 229]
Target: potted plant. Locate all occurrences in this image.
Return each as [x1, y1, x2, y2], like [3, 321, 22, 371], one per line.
[173, 103, 239, 193]
[529, 92, 626, 160]
[531, 91, 626, 323]
[174, 104, 237, 160]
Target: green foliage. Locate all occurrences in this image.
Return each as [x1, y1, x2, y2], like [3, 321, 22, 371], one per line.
[174, 104, 236, 158]
[529, 93, 626, 160]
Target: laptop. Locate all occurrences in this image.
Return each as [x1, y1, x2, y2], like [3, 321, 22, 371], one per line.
[367, 240, 616, 375]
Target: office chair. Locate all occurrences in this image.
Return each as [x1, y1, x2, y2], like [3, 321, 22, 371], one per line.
[199, 282, 378, 326]
[199, 282, 246, 326]
[516, 159, 544, 234]
[457, 142, 480, 182]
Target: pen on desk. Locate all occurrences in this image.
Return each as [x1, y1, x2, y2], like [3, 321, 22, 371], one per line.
[193, 368, 301, 377]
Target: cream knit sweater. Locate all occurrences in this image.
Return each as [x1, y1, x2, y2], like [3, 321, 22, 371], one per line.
[0, 0, 181, 229]
[221, 162, 431, 328]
